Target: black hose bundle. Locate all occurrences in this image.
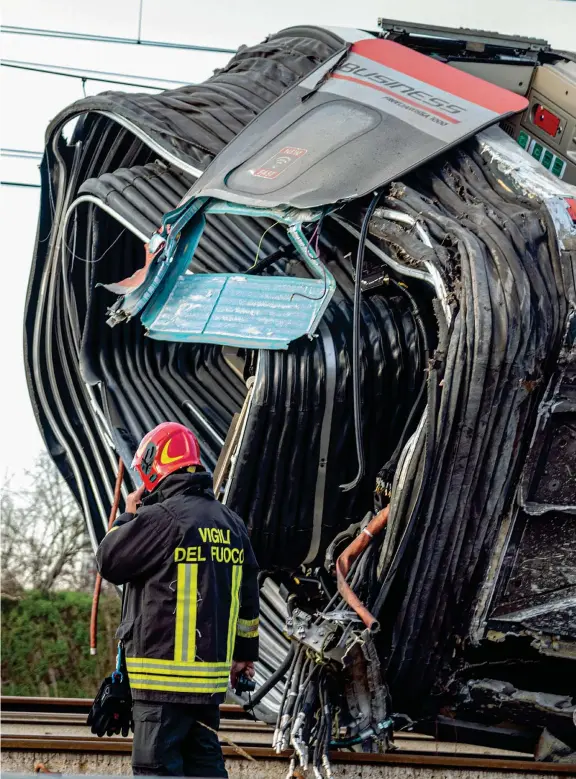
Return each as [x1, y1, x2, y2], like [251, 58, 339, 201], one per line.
[269, 139, 569, 750]
[368, 142, 567, 709]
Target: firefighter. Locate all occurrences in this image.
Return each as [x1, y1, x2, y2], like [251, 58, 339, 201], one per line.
[97, 422, 259, 777]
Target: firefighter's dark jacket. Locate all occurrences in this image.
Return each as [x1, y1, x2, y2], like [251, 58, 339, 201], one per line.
[96, 471, 259, 704]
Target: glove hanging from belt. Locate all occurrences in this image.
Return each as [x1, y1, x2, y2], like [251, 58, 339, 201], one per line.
[87, 642, 133, 737]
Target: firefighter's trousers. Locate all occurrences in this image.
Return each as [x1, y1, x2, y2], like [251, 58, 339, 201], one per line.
[132, 701, 227, 777]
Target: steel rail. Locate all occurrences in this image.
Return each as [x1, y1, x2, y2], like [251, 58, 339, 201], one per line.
[0, 710, 487, 747]
[2, 734, 573, 773]
[0, 697, 244, 717]
[3, 698, 574, 772]
[1, 713, 271, 732]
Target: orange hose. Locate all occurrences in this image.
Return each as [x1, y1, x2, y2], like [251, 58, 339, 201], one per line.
[335, 506, 389, 632]
[90, 459, 125, 654]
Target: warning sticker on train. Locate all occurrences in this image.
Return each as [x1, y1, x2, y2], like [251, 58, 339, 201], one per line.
[252, 147, 308, 179]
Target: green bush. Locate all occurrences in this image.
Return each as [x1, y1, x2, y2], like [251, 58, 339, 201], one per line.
[1, 590, 121, 698]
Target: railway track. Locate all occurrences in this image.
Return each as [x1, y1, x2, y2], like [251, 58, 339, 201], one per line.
[2, 697, 247, 718]
[2, 697, 575, 774]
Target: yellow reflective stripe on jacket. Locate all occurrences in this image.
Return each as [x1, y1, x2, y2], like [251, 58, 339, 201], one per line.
[175, 563, 198, 662]
[129, 673, 228, 695]
[126, 658, 229, 676]
[226, 564, 242, 662]
[237, 617, 259, 639]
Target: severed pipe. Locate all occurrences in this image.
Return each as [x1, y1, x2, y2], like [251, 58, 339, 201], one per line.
[335, 506, 389, 632]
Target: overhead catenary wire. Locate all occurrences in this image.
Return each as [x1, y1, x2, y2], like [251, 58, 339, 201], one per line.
[1, 24, 236, 54]
[1, 148, 43, 159]
[1, 181, 40, 188]
[2, 150, 42, 193]
[137, 0, 144, 43]
[2, 60, 188, 91]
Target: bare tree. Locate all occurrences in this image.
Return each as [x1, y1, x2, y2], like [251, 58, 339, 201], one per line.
[1, 453, 93, 593]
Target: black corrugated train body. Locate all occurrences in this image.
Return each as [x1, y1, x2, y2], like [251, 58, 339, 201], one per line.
[25, 27, 426, 711]
[25, 24, 574, 723]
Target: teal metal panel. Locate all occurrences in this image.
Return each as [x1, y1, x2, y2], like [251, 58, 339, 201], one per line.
[144, 273, 330, 349]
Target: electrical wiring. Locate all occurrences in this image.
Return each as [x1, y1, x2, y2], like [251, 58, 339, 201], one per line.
[64, 224, 128, 264]
[340, 192, 382, 492]
[289, 218, 329, 303]
[247, 221, 281, 270]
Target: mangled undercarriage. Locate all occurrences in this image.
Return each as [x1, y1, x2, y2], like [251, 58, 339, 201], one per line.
[26, 22, 576, 763]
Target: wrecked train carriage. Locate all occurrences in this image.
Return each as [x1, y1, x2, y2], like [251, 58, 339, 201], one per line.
[25, 23, 576, 758]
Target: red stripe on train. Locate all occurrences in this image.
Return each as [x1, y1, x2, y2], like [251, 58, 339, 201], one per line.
[352, 39, 528, 115]
[331, 73, 461, 124]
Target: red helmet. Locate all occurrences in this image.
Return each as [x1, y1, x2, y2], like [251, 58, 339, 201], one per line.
[132, 422, 201, 492]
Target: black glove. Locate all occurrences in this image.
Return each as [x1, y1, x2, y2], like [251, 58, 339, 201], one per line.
[87, 670, 133, 737]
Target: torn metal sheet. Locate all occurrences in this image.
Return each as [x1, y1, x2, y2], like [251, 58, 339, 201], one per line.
[144, 273, 332, 349]
[106, 200, 336, 349]
[101, 232, 166, 296]
[477, 125, 576, 254]
[182, 38, 528, 210]
[457, 679, 575, 728]
[124, 37, 529, 348]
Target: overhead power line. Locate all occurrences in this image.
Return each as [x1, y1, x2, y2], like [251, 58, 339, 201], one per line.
[2, 59, 188, 90]
[1, 181, 40, 188]
[1, 148, 43, 159]
[137, 0, 144, 44]
[1, 24, 236, 54]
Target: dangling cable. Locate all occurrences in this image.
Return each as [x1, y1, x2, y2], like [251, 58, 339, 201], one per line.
[246, 643, 295, 709]
[340, 192, 382, 492]
[291, 217, 327, 302]
[247, 220, 281, 270]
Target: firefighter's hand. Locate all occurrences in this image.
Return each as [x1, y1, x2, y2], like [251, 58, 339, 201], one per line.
[126, 485, 145, 514]
[230, 660, 255, 688]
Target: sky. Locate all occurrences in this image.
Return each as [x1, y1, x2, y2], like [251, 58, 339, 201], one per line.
[1, 0, 576, 483]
